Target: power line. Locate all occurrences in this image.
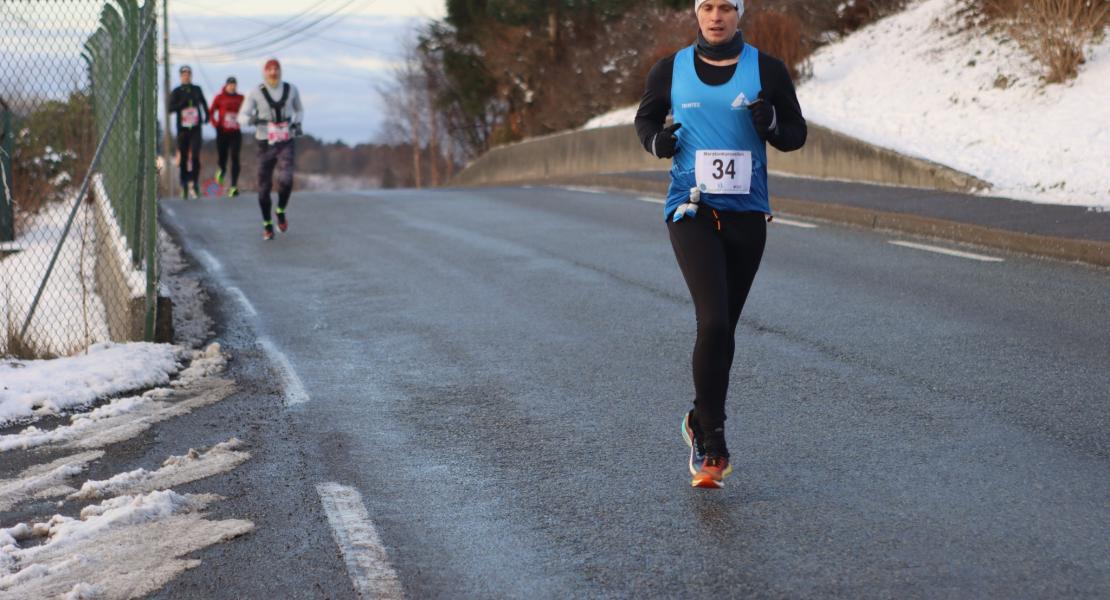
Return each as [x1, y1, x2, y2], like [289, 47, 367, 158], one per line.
[176, 0, 362, 55]
[174, 0, 338, 51]
[170, 13, 215, 92]
[169, 0, 402, 58]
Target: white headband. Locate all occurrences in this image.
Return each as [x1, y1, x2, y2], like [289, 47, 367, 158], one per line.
[695, 0, 743, 14]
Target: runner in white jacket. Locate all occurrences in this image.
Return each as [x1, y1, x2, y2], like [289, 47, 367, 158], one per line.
[238, 58, 304, 240]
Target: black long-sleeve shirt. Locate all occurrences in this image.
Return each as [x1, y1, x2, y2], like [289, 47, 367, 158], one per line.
[635, 48, 807, 155]
[168, 84, 209, 133]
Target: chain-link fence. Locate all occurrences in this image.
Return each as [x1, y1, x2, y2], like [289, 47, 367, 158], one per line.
[1, 0, 162, 359]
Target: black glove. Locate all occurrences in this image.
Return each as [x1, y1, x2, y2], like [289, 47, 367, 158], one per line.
[652, 122, 682, 158]
[748, 91, 776, 140]
[292, 123, 303, 137]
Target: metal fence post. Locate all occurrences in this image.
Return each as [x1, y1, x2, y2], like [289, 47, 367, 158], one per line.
[0, 96, 12, 243]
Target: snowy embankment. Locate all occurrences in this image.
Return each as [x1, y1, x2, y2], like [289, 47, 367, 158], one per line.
[0, 200, 111, 356]
[1, 225, 251, 597]
[0, 342, 182, 425]
[582, 0, 1110, 208]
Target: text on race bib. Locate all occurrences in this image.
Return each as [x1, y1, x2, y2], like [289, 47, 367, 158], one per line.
[223, 113, 240, 130]
[267, 121, 291, 144]
[180, 106, 200, 128]
[694, 150, 752, 195]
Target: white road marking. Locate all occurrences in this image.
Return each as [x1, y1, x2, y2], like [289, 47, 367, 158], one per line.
[637, 196, 665, 205]
[888, 240, 1004, 262]
[195, 249, 224, 275]
[226, 286, 258, 317]
[317, 482, 405, 600]
[258, 337, 310, 406]
[162, 205, 176, 218]
[772, 217, 818, 229]
[561, 186, 605, 194]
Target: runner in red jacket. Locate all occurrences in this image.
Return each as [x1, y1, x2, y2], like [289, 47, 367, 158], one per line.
[209, 76, 244, 196]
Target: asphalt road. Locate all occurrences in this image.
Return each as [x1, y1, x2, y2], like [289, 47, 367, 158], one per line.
[160, 185, 1110, 599]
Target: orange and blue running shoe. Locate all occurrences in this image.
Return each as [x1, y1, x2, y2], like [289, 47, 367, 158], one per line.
[683, 411, 732, 488]
[691, 454, 732, 489]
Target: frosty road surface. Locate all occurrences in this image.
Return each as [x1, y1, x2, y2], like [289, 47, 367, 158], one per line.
[161, 187, 1110, 599]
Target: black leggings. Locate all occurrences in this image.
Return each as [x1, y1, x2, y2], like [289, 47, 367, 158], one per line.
[256, 139, 295, 222]
[176, 128, 202, 193]
[667, 208, 767, 451]
[216, 130, 241, 186]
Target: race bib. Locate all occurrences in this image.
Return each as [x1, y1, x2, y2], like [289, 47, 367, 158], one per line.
[223, 112, 240, 130]
[180, 106, 199, 128]
[695, 150, 752, 194]
[267, 121, 291, 144]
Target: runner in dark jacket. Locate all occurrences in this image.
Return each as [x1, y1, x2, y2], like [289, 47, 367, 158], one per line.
[167, 65, 209, 199]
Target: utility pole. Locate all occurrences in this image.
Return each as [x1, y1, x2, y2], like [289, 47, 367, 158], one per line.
[161, 0, 174, 197]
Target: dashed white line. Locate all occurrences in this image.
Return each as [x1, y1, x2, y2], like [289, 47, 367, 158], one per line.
[637, 196, 665, 205]
[226, 286, 257, 317]
[317, 482, 405, 600]
[561, 186, 605, 194]
[772, 217, 818, 229]
[258, 337, 310, 406]
[195, 249, 224, 275]
[888, 240, 1004, 262]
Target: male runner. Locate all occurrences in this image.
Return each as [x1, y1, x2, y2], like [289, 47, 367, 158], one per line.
[237, 58, 304, 240]
[635, 0, 807, 488]
[167, 65, 208, 199]
[209, 76, 244, 197]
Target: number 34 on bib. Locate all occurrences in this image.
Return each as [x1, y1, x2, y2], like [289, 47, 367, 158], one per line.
[695, 150, 752, 195]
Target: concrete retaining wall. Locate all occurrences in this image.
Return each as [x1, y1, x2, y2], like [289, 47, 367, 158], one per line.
[451, 123, 989, 193]
[91, 177, 172, 343]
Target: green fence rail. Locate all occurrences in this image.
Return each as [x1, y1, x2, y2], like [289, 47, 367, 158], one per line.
[0, 1, 162, 358]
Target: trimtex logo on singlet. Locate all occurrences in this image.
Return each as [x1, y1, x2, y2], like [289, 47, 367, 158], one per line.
[731, 92, 749, 110]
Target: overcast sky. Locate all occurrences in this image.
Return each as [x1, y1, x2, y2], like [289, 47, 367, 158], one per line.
[167, 0, 447, 143]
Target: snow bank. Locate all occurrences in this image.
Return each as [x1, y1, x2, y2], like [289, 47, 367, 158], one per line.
[580, 0, 1109, 208]
[797, 0, 1109, 207]
[0, 342, 183, 426]
[0, 490, 253, 599]
[0, 199, 112, 356]
[582, 105, 639, 130]
[70, 438, 249, 500]
[158, 231, 213, 350]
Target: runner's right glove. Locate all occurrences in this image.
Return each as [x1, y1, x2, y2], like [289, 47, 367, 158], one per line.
[652, 122, 682, 159]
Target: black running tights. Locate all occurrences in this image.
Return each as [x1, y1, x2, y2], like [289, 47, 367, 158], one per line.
[667, 208, 767, 448]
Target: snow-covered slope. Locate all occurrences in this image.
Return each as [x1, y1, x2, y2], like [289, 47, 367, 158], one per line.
[797, 0, 1108, 207]
[583, 0, 1109, 208]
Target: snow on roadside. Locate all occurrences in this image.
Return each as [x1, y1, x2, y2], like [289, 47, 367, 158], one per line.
[796, 0, 1109, 207]
[582, 105, 639, 130]
[0, 374, 235, 453]
[0, 451, 104, 512]
[579, 0, 1109, 208]
[0, 490, 253, 599]
[0, 342, 184, 426]
[70, 438, 249, 500]
[158, 230, 213, 350]
[0, 199, 111, 357]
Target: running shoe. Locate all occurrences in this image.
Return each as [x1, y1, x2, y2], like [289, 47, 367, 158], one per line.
[215, 168, 224, 185]
[227, 186, 239, 197]
[691, 453, 732, 489]
[682, 411, 707, 477]
[276, 209, 288, 232]
[263, 222, 275, 241]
